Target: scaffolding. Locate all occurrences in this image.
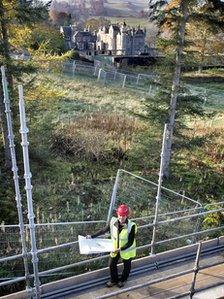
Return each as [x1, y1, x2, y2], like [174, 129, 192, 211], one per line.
[1, 66, 224, 298]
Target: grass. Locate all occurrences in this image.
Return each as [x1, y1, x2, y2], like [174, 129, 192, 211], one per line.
[186, 82, 224, 112]
[184, 68, 224, 78]
[1, 68, 224, 295]
[48, 72, 144, 116]
[7, 68, 224, 220]
[22, 71, 149, 220]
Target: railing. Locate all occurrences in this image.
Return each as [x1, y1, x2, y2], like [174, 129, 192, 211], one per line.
[1, 65, 224, 298]
[95, 240, 224, 299]
[1, 205, 224, 291]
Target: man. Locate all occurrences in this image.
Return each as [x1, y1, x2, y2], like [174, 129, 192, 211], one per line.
[88, 204, 137, 288]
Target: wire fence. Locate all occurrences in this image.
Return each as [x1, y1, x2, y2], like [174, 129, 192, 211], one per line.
[110, 169, 201, 220]
[62, 61, 158, 95]
[62, 60, 224, 113]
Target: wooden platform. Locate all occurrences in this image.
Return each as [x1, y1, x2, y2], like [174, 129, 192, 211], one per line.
[68, 253, 224, 299]
[70, 264, 224, 299]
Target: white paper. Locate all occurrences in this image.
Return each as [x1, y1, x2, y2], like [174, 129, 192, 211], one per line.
[78, 235, 115, 254]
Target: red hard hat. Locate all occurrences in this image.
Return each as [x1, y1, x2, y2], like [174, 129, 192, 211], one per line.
[117, 204, 129, 217]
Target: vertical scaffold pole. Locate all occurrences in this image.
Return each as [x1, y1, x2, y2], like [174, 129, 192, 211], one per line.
[107, 169, 120, 224]
[150, 124, 167, 255]
[1, 66, 32, 297]
[18, 85, 41, 299]
[189, 242, 202, 298]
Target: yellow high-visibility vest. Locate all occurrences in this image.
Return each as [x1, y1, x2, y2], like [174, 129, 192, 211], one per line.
[110, 216, 137, 260]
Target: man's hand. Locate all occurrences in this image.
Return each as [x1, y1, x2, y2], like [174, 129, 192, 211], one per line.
[86, 235, 92, 239]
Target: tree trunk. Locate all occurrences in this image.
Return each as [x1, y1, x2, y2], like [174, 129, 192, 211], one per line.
[0, 0, 14, 169]
[163, 0, 189, 178]
[198, 30, 207, 73]
[0, 86, 11, 169]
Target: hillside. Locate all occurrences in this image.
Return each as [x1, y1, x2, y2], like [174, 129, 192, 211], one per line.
[13, 68, 223, 225]
[50, 0, 148, 19]
[105, 0, 148, 17]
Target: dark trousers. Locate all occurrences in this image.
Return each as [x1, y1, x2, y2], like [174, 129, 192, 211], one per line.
[109, 252, 132, 283]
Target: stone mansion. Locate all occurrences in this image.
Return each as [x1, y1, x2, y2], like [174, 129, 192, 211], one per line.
[60, 22, 147, 56]
[96, 22, 146, 55]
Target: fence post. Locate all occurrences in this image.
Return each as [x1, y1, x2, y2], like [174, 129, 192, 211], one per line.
[97, 68, 102, 81]
[148, 85, 152, 95]
[1, 66, 32, 297]
[72, 60, 76, 76]
[19, 85, 41, 299]
[203, 89, 207, 107]
[150, 124, 168, 255]
[189, 242, 202, 298]
[107, 170, 120, 224]
[122, 75, 127, 88]
[136, 74, 140, 85]
[114, 70, 117, 80]
[104, 71, 107, 85]
[93, 66, 97, 76]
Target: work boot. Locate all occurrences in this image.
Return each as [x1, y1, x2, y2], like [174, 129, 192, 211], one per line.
[106, 281, 117, 287]
[117, 281, 125, 288]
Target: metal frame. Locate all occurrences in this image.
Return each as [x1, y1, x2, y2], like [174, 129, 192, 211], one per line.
[1, 66, 32, 297]
[106, 169, 120, 223]
[19, 85, 41, 299]
[95, 241, 223, 299]
[1, 74, 223, 298]
[150, 124, 167, 255]
[118, 169, 202, 207]
[189, 241, 202, 298]
[1, 206, 224, 289]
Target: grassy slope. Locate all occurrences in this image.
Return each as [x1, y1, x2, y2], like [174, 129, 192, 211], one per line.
[187, 82, 224, 113]
[1, 69, 223, 292]
[23, 71, 224, 220]
[25, 72, 153, 222]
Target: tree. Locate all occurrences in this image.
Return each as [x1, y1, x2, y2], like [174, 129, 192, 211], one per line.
[148, 0, 224, 178]
[11, 23, 66, 54]
[84, 17, 110, 31]
[186, 20, 224, 70]
[0, 0, 12, 168]
[0, 1, 49, 169]
[0, 0, 49, 226]
[49, 10, 71, 25]
[163, 0, 189, 178]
